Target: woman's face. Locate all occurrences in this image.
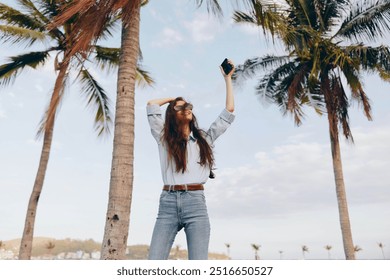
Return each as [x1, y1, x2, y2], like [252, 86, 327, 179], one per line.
[174, 100, 193, 123]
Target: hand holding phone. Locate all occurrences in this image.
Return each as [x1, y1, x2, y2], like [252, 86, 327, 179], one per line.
[221, 58, 233, 75]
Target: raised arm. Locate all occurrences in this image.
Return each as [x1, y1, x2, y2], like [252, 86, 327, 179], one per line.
[219, 60, 235, 113]
[147, 97, 175, 106]
[146, 98, 175, 143]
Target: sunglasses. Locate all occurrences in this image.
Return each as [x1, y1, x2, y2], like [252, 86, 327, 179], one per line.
[173, 103, 193, 111]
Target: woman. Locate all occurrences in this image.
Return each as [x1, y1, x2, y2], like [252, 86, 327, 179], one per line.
[146, 60, 235, 260]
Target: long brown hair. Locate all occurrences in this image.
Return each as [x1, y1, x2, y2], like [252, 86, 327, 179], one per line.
[162, 97, 214, 173]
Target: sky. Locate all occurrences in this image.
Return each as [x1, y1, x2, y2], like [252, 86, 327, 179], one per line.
[1, 0, 390, 260]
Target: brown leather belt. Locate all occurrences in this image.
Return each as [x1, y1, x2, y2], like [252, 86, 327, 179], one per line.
[163, 184, 204, 191]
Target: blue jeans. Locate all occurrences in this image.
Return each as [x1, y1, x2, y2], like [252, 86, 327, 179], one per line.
[148, 190, 210, 260]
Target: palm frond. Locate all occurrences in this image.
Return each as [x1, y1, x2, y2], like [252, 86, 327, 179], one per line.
[329, 74, 354, 141]
[344, 44, 390, 73]
[313, 0, 349, 32]
[234, 55, 291, 83]
[328, 64, 372, 142]
[233, 10, 257, 24]
[277, 65, 309, 125]
[98, 17, 120, 41]
[255, 59, 309, 124]
[256, 60, 298, 97]
[49, 0, 130, 60]
[313, 0, 326, 31]
[0, 3, 44, 30]
[306, 0, 350, 34]
[136, 65, 155, 88]
[280, 26, 312, 53]
[287, 62, 310, 110]
[233, 1, 283, 39]
[233, 1, 318, 51]
[338, 63, 372, 122]
[195, 0, 223, 18]
[77, 68, 113, 136]
[290, 0, 319, 29]
[0, 25, 47, 46]
[1, 2, 63, 41]
[288, 0, 349, 31]
[16, 0, 51, 24]
[93, 46, 120, 71]
[39, 0, 61, 19]
[93, 46, 154, 87]
[0, 51, 50, 86]
[306, 75, 325, 114]
[354, 84, 372, 121]
[257, 74, 292, 119]
[335, 0, 390, 41]
[377, 66, 390, 81]
[141, 0, 150, 6]
[338, 55, 362, 92]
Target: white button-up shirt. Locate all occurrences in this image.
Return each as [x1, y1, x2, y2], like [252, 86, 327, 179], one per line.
[147, 104, 235, 185]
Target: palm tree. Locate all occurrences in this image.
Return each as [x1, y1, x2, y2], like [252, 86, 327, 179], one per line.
[279, 250, 284, 259]
[233, 0, 390, 260]
[0, 0, 152, 260]
[225, 243, 231, 259]
[251, 243, 261, 260]
[173, 244, 181, 259]
[354, 245, 362, 258]
[378, 242, 386, 259]
[301, 245, 309, 260]
[45, 240, 55, 256]
[325, 245, 333, 260]
[51, 0, 223, 259]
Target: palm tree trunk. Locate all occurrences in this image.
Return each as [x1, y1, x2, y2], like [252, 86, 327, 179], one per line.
[18, 121, 54, 260]
[329, 130, 355, 260]
[100, 0, 140, 260]
[18, 63, 68, 260]
[322, 72, 355, 260]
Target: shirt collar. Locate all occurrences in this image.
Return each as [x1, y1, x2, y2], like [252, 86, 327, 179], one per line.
[188, 132, 197, 142]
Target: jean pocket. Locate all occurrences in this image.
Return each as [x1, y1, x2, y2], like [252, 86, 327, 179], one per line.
[186, 190, 205, 199]
[159, 191, 170, 200]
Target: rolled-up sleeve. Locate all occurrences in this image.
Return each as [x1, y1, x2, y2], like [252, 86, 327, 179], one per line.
[206, 109, 235, 144]
[147, 104, 164, 143]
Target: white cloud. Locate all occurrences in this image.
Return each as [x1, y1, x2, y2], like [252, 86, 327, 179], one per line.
[149, 8, 171, 25]
[182, 60, 193, 70]
[237, 23, 262, 36]
[207, 126, 390, 220]
[150, 13, 223, 48]
[0, 109, 6, 119]
[203, 103, 219, 109]
[184, 13, 223, 43]
[168, 82, 186, 89]
[153, 27, 184, 47]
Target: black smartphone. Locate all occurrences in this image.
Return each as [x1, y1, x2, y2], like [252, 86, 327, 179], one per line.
[221, 58, 233, 75]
